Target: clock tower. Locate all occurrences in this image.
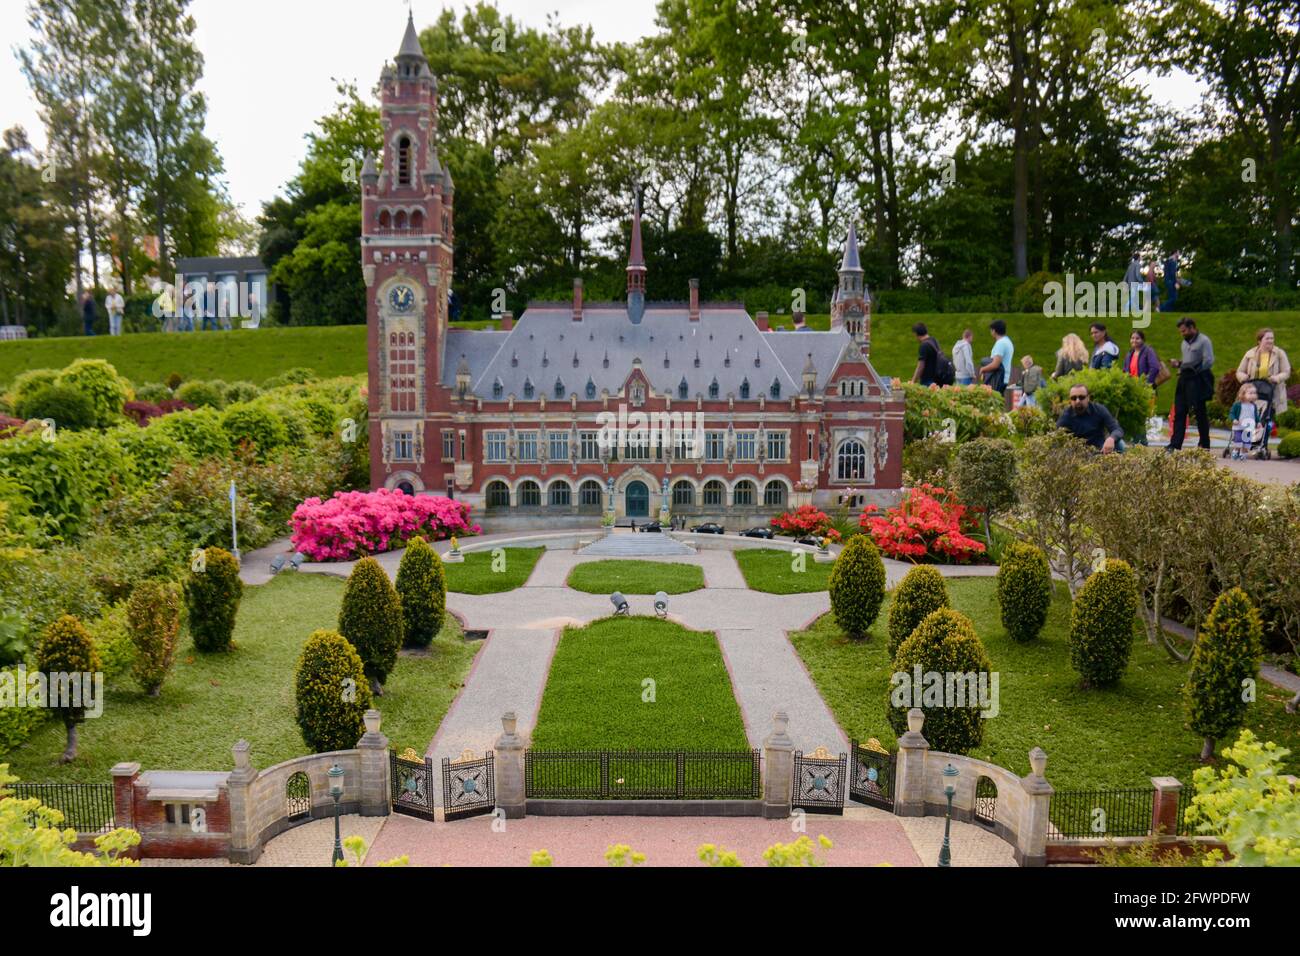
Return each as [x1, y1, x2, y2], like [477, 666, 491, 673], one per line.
[362, 13, 456, 492]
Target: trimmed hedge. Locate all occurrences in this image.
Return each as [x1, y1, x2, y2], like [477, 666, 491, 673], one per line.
[221, 401, 290, 458]
[127, 580, 183, 697]
[338, 557, 403, 690]
[395, 537, 445, 648]
[294, 628, 374, 752]
[996, 542, 1052, 642]
[1068, 559, 1139, 688]
[887, 565, 950, 659]
[54, 358, 133, 428]
[1184, 588, 1263, 760]
[14, 384, 97, 431]
[175, 380, 226, 410]
[185, 546, 243, 652]
[829, 535, 887, 639]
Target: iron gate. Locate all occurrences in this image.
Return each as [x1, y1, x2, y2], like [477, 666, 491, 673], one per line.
[442, 750, 495, 821]
[390, 748, 436, 820]
[974, 776, 997, 827]
[792, 747, 847, 814]
[849, 738, 895, 811]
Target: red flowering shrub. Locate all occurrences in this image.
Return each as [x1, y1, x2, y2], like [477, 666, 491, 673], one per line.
[0, 415, 24, 439]
[859, 483, 987, 564]
[124, 398, 193, 426]
[770, 504, 841, 541]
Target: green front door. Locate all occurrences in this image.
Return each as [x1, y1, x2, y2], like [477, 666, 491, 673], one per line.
[625, 480, 649, 517]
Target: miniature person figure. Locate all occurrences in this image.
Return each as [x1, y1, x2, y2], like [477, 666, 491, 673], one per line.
[1019, 355, 1044, 408]
[1229, 382, 1264, 461]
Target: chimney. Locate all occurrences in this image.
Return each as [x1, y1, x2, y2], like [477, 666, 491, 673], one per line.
[756, 311, 769, 331]
[572, 278, 583, 322]
[498, 311, 513, 332]
[689, 278, 700, 322]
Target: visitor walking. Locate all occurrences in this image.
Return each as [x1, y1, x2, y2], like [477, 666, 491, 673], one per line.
[1052, 333, 1088, 379]
[1168, 317, 1214, 451]
[910, 323, 953, 386]
[1089, 322, 1120, 369]
[1123, 252, 1144, 313]
[1123, 330, 1161, 387]
[80, 290, 97, 336]
[105, 286, 125, 336]
[1019, 355, 1045, 407]
[1234, 327, 1291, 418]
[952, 328, 975, 385]
[1159, 250, 1183, 312]
[979, 320, 1014, 394]
[1057, 383, 1124, 453]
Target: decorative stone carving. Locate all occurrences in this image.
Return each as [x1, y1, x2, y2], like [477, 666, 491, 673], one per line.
[363, 264, 376, 287]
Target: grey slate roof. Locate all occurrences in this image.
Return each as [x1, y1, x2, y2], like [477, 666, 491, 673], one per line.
[397, 13, 425, 61]
[840, 222, 862, 272]
[441, 305, 860, 400]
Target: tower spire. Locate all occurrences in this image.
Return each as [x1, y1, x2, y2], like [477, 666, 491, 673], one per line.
[626, 187, 646, 324]
[396, 10, 426, 65]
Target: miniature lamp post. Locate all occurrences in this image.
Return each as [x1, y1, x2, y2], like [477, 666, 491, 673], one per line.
[328, 763, 345, 865]
[938, 763, 958, 867]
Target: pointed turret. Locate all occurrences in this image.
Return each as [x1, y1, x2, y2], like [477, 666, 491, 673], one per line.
[626, 188, 646, 324]
[397, 12, 425, 64]
[840, 221, 862, 273]
[360, 151, 378, 186]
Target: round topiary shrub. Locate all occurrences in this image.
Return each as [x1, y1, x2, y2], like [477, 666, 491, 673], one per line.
[829, 535, 887, 639]
[185, 546, 243, 652]
[1068, 559, 1139, 688]
[265, 401, 312, 445]
[9, 367, 60, 407]
[395, 537, 445, 648]
[134, 382, 172, 404]
[153, 407, 231, 459]
[886, 608, 993, 755]
[175, 380, 226, 410]
[338, 557, 403, 693]
[222, 381, 262, 404]
[263, 367, 318, 389]
[37, 614, 102, 762]
[14, 384, 97, 431]
[127, 581, 182, 697]
[1278, 432, 1300, 459]
[295, 628, 374, 752]
[55, 358, 133, 428]
[1184, 587, 1263, 762]
[887, 565, 950, 659]
[221, 401, 290, 458]
[996, 542, 1052, 642]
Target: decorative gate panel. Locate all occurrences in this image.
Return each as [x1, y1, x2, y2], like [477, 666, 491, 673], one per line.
[442, 750, 495, 821]
[390, 748, 436, 821]
[792, 747, 847, 815]
[850, 738, 895, 811]
[974, 776, 997, 827]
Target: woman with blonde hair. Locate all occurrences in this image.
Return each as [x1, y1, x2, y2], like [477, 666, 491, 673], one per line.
[1235, 327, 1290, 416]
[1052, 333, 1089, 379]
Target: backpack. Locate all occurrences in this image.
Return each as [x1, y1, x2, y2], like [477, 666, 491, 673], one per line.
[933, 341, 956, 386]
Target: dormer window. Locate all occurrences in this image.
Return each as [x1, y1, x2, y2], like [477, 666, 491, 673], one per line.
[708, 378, 719, 399]
[740, 378, 750, 400]
[492, 379, 503, 399]
[678, 377, 689, 399]
[585, 377, 596, 399]
[694, 352, 701, 368]
[554, 378, 565, 399]
[523, 378, 534, 399]
[770, 378, 781, 399]
[396, 135, 413, 187]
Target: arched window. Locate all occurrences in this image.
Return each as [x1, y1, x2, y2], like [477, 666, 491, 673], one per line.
[410, 210, 423, 231]
[708, 378, 719, 399]
[485, 481, 510, 508]
[733, 480, 756, 506]
[397, 135, 413, 186]
[394, 210, 408, 230]
[836, 439, 867, 480]
[672, 481, 695, 506]
[378, 209, 391, 229]
[763, 481, 786, 507]
[548, 481, 571, 507]
[388, 326, 416, 412]
[739, 378, 750, 399]
[518, 480, 541, 507]
[703, 480, 725, 507]
[578, 480, 603, 510]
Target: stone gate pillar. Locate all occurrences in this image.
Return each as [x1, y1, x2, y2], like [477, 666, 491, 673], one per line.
[1015, 747, 1053, 867]
[227, 740, 259, 864]
[357, 709, 390, 816]
[495, 711, 526, 819]
[894, 708, 929, 817]
[762, 711, 795, 819]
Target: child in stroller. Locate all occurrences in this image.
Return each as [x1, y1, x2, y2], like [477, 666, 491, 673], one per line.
[1226, 380, 1275, 460]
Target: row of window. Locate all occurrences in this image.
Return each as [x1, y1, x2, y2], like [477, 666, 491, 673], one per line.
[482, 430, 789, 464]
[484, 479, 789, 509]
[489, 377, 789, 401]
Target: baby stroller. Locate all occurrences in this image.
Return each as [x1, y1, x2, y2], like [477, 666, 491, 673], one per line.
[1222, 379, 1275, 460]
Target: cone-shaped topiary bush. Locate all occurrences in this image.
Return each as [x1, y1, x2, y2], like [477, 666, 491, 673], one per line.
[127, 581, 182, 697]
[887, 565, 950, 659]
[886, 608, 993, 755]
[1185, 588, 1262, 762]
[185, 546, 243, 652]
[996, 542, 1053, 643]
[829, 535, 887, 640]
[338, 557, 403, 693]
[395, 536, 445, 648]
[295, 629, 374, 752]
[37, 615, 102, 763]
[1068, 559, 1139, 688]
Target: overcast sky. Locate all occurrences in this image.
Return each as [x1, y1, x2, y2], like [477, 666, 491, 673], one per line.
[2, 0, 1202, 218]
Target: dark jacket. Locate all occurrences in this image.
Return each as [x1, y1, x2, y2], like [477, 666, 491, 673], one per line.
[1057, 401, 1124, 450]
[1124, 344, 1160, 386]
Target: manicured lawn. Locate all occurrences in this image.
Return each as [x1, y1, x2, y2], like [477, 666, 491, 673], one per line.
[566, 559, 705, 594]
[734, 547, 833, 593]
[1, 573, 478, 782]
[530, 617, 748, 750]
[789, 577, 1300, 791]
[443, 547, 544, 593]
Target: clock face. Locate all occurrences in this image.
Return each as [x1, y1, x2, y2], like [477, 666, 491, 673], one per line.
[389, 285, 415, 313]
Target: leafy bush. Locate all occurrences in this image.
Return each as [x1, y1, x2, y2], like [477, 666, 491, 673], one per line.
[54, 358, 133, 428]
[263, 367, 318, 389]
[294, 628, 373, 752]
[901, 433, 953, 486]
[1215, 369, 1241, 408]
[887, 565, 950, 659]
[151, 407, 231, 460]
[1038, 367, 1154, 441]
[14, 385, 97, 431]
[395, 537, 445, 648]
[0, 432, 97, 539]
[1010, 404, 1053, 438]
[108, 424, 190, 486]
[1184, 588, 1263, 761]
[860, 484, 987, 563]
[222, 381, 262, 404]
[185, 546, 243, 652]
[221, 401, 290, 459]
[0, 670, 49, 751]
[901, 382, 1010, 443]
[1017, 429, 1098, 596]
[997, 542, 1052, 642]
[338, 557, 403, 691]
[951, 438, 1017, 536]
[266, 400, 312, 445]
[7, 368, 59, 407]
[175, 380, 226, 410]
[1275, 407, 1300, 431]
[127, 581, 182, 697]
[1068, 559, 1139, 688]
[292, 396, 340, 438]
[87, 603, 135, 680]
[165, 371, 183, 391]
[291, 489, 481, 561]
[133, 382, 172, 404]
[1278, 433, 1300, 459]
[886, 608, 993, 754]
[828, 535, 887, 639]
[37, 615, 101, 762]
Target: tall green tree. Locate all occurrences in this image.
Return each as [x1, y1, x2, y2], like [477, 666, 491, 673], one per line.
[0, 127, 75, 330]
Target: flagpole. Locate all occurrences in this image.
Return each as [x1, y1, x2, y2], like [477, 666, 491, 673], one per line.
[230, 480, 240, 561]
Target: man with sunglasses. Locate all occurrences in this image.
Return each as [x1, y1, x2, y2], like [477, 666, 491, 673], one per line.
[1057, 384, 1125, 453]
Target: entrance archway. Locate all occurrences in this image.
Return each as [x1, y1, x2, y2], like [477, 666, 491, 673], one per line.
[625, 480, 649, 517]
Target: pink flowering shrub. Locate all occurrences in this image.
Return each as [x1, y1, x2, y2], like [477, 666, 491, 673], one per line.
[859, 483, 987, 564]
[290, 489, 481, 561]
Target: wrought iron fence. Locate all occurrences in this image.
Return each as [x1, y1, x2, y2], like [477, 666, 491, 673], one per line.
[6, 782, 116, 833]
[1175, 785, 1197, 837]
[1047, 787, 1155, 841]
[525, 749, 761, 800]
